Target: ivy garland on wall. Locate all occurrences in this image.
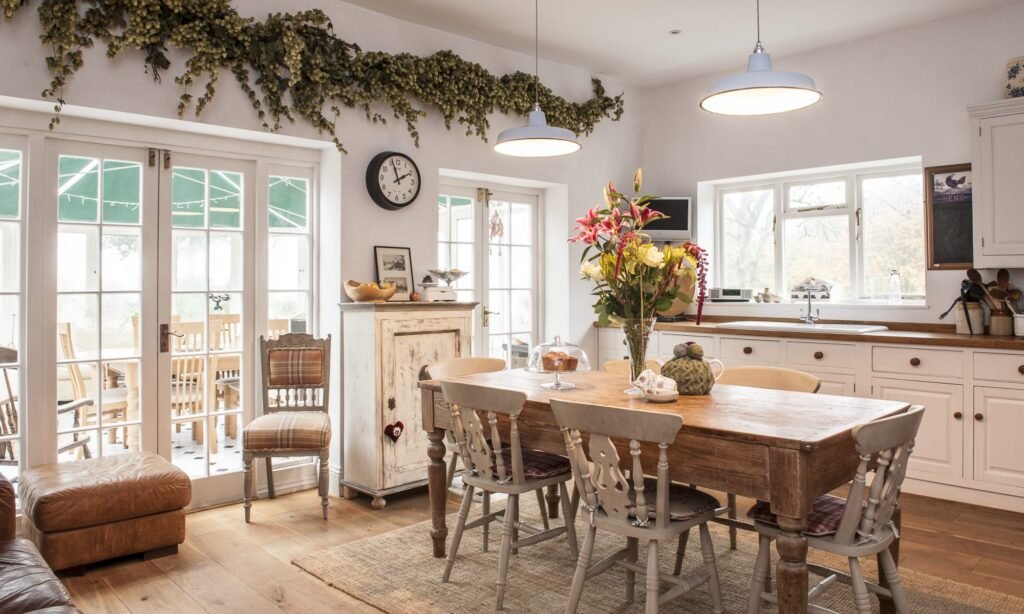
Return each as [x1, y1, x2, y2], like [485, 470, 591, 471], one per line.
[1, 0, 625, 152]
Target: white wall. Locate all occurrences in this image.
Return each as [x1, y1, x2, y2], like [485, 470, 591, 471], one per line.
[0, 0, 642, 354]
[641, 1, 1024, 324]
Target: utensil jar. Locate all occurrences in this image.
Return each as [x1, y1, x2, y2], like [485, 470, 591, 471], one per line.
[989, 312, 1014, 337]
[955, 302, 984, 335]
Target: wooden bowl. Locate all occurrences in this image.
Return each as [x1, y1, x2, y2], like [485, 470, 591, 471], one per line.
[344, 280, 397, 302]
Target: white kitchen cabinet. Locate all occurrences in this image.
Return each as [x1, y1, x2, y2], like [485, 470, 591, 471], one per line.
[806, 371, 857, 396]
[341, 302, 474, 509]
[974, 387, 1024, 489]
[970, 98, 1024, 267]
[872, 378, 964, 479]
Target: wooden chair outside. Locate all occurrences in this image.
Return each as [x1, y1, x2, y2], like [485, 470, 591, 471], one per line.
[242, 333, 331, 522]
[440, 380, 579, 611]
[551, 399, 723, 614]
[3, 366, 92, 461]
[746, 406, 924, 614]
[168, 321, 209, 446]
[602, 359, 662, 376]
[701, 365, 822, 558]
[422, 357, 506, 490]
[267, 318, 290, 340]
[57, 322, 127, 447]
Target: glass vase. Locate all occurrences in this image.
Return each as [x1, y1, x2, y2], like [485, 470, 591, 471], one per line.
[622, 317, 656, 394]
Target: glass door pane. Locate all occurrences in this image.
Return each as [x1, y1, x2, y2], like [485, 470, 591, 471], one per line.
[161, 157, 252, 489]
[0, 143, 22, 490]
[52, 144, 153, 463]
[484, 191, 537, 369]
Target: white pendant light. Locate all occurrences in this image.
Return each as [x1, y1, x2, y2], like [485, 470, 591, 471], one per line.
[700, 0, 821, 116]
[494, 0, 580, 157]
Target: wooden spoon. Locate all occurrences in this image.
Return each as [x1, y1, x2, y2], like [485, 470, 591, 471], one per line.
[998, 268, 1010, 291]
[967, 269, 1001, 310]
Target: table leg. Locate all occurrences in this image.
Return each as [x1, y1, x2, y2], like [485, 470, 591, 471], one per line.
[775, 515, 809, 614]
[427, 427, 448, 558]
[877, 504, 901, 614]
[545, 484, 560, 519]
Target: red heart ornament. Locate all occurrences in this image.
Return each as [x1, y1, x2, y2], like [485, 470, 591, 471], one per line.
[385, 421, 404, 443]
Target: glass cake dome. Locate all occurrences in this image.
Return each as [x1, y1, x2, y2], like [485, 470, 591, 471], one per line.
[526, 335, 591, 389]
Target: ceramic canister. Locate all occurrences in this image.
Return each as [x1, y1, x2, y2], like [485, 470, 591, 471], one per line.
[1008, 56, 1024, 98]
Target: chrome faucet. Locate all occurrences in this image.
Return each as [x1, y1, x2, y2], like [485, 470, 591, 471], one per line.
[798, 284, 823, 324]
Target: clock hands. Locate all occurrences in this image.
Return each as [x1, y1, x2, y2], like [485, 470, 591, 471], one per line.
[390, 159, 402, 184]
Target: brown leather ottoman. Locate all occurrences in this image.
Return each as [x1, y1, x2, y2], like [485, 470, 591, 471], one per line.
[19, 451, 191, 571]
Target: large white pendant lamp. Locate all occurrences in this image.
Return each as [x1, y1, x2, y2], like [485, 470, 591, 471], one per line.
[494, 0, 581, 157]
[700, 0, 821, 116]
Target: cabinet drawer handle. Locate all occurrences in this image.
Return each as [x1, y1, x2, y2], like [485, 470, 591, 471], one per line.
[909, 357, 921, 367]
[387, 397, 396, 411]
[813, 351, 824, 360]
[743, 346, 753, 355]
[974, 413, 984, 422]
[953, 411, 963, 420]
[1018, 365, 1024, 375]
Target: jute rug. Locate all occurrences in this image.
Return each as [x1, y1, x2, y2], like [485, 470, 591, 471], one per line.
[293, 500, 1024, 613]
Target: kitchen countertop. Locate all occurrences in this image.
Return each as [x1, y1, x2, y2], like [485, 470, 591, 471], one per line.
[595, 319, 1024, 351]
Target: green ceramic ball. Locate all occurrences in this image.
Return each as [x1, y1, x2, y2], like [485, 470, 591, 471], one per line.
[662, 342, 716, 395]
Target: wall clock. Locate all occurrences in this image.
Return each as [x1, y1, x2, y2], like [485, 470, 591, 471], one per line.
[366, 151, 421, 210]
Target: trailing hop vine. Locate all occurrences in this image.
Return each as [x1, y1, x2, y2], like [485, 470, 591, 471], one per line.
[1, 0, 625, 151]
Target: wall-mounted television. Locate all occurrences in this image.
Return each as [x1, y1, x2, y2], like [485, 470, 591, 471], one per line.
[642, 197, 692, 242]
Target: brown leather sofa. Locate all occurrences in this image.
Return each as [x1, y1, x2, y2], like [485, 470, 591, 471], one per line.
[0, 473, 81, 613]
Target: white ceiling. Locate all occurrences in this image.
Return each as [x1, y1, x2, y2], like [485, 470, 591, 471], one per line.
[342, 0, 1013, 86]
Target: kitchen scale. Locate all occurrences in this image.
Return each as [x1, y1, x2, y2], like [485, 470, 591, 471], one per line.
[422, 269, 467, 302]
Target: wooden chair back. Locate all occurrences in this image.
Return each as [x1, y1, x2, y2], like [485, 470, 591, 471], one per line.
[173, 321, 205, 353]
[439, 381, 528, 486]
[260, 333, 331, 413]
[57, 322, 89, 400]
[716, 365, 821, 393]
[833, 406, 924, 546]
[210, 313, 241, 351]
[0, 369, 17, 463]
[424, 357, 505, 380]
[267, 319, 290, 340]
[602, 359, 662, 376]
[551, 399, 683, 529]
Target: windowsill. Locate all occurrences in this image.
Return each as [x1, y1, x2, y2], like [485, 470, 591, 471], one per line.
[704, 299, 929, 309]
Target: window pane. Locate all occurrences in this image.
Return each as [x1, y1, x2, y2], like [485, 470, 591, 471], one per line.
[101, 293, 141, 359]
[0, 222, 20, 293]
[268, 176, 308, 229]
[172, 168, 206, 228]
[267, 235, 309, 290]
[437, 196, 450, 242]
[58, 295, 99, 359]
[58, 225, 100, 292]
[488, 200, 510, 246]
[102, 227, 142, 292]
[102, 160, 141, 224]
[488, 245, 509, 288]
[172, 231, 207, 291]
[510, 246, 532, 289]
[787, 180, 845, 210]
[268, 291, 309, 333]
[861, 174, 925, 299]
[0, 150, 21, 219]
[209, 171, 242, 229]
[510, 202, 532, 245]
[510, 290, 532, 333]
[784, 216, 851, 298]
[450, 197, 475, 242]
[58, 156, 99, 222]
[0, 295, 18, 353]
[721, 189, 775, 292]
[209, 232, 243, 292]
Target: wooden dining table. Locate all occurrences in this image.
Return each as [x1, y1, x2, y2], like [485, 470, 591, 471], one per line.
[420, 369, 910, 614]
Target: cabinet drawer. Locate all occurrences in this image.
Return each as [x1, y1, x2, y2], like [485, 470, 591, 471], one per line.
[872, 346, 963, 379]
[973, 352, 1024, 384]
[786, 341, 858, 370]
[659, 332, 716, 359]
[720, 337, 781, 363]
[598, 327, 625, 350]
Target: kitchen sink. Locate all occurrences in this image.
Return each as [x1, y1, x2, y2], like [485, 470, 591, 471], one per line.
[715, 321, 889, 335]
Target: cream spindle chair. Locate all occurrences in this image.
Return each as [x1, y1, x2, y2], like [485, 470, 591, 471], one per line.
[551, 399, 724, 614]
[746, 406, 924, 614]
[439, 380, 579, 611]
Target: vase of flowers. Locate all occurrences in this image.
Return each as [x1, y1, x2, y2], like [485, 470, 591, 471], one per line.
[571, 168, 707, 386]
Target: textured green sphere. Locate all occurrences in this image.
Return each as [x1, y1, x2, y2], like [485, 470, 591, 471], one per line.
[663, 343, 715, 395]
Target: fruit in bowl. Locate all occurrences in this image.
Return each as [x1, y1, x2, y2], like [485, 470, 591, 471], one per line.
[344, 280, 397, 302]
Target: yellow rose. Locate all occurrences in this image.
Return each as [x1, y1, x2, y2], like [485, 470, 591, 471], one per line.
[639, 244, 665, 268]
[579, 261, 604, 281]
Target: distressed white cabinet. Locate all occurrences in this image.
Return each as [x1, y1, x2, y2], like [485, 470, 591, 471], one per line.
[872, 378, 964, 479]
[340, 302, 475, 509]
[970, 98, 1024, 268]
[974, 387, 1024, 489]
[807, 371, 857, 396]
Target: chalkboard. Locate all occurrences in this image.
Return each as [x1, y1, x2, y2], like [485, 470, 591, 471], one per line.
[926, 164, 973, 270]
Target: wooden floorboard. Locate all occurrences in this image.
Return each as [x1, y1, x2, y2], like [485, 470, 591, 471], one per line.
[63, 487, 1024, 612]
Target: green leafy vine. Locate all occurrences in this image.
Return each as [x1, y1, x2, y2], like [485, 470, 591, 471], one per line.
[1, 0, 625, 151]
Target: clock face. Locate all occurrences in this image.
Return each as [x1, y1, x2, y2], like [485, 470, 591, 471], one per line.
[367, 152, 421, 210]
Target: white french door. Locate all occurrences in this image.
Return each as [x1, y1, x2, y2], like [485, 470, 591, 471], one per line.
[438, 184, 540, 367]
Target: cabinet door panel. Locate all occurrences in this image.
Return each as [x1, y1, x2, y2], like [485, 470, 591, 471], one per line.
[873, 378, 963, 479]
[806, 371, 856, 397]
[980, 115, 1024, 257]
[974, 387, 1024, 488]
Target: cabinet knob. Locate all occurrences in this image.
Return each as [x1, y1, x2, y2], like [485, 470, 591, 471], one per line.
[909, 357, 921, 367]
[743, 346, 753, 355]
[953, 411, 963, 420]
[813, 351, 824, 360]
[387, 397, 396, 411]
[974, 413, 984, 422]
[1018, 365, 1024, 375]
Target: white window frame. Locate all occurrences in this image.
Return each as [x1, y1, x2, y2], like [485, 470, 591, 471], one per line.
[713, 160, 924, 302]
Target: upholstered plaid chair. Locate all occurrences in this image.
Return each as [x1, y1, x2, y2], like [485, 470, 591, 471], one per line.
[242, 333, 331, 522]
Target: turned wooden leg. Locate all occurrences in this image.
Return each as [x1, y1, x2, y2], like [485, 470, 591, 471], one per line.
[427, 427, 449, 558]
[775, 515, 809, 614]
[545, 483, 560, 519]
[727, 493, 738, 550]
[624, 537, 638, 603]
[878, 505, 901, 614]
[242, 452, 254, 523]
[318, 449, 329, 519]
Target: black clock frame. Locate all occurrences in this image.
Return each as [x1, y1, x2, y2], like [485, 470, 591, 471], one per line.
[366, 151, 421, 211]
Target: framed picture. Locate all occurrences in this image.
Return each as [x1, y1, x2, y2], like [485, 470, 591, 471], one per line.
[374, 246, 414, 301]
[924, 163, 973, 270]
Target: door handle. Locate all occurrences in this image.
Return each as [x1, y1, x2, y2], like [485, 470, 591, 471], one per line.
[160, 324, 184, 353]
[482, 306, 500, 327]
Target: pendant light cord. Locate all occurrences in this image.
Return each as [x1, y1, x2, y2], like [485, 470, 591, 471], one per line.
[756, 0, 761, 45]
[534, 0, 540, 106]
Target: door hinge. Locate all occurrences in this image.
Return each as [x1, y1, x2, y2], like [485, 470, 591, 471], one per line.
[148, 148, 157, 168]
[163, 150, 171, 170]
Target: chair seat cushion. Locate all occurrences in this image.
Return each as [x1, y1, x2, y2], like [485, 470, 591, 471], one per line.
[626, 483, 720, 522]
[19, 452, 191, 533]
[0, 539, 79, 613]
[490, 447, 571, 481]
[747, 493, 848, 536]
[243, 411, 331, 451]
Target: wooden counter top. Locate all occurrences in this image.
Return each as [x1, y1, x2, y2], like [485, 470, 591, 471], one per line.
[595, 319, 1024, 351]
